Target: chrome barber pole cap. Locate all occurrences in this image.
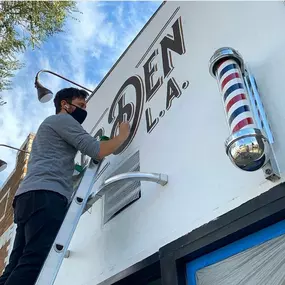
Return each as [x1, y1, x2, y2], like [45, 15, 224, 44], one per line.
[225, 128, 267, 172]
[209, 47, 280, 181]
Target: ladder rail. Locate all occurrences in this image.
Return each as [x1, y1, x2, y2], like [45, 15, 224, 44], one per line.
[35, 160, 101, 285]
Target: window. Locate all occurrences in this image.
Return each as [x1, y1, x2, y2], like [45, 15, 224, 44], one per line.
[186, 220, 285, 285]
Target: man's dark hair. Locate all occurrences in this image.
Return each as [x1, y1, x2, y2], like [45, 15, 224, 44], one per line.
[53, 87, 88, 114]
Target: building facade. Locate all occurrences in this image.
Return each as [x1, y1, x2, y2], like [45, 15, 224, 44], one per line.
[0, 133, 35, 273]
[54, 2, 285, 285]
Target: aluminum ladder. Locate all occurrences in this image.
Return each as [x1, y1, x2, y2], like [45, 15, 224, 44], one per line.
[35, 157, 168, 285]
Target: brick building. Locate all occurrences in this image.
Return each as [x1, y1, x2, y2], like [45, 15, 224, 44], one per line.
[0, 133, 35, 273]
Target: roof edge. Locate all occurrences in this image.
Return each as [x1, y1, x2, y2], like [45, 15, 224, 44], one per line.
[87, 1, 166, 102]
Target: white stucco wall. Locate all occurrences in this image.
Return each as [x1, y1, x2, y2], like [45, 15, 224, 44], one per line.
[55, 2, 285, 284]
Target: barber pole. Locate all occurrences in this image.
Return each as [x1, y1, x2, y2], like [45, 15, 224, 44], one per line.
[215, 58, 256, 133]
[209, 47, 280, 180]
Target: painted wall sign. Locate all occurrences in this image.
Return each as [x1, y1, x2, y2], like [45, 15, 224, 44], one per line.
[91, 14, 189, 155]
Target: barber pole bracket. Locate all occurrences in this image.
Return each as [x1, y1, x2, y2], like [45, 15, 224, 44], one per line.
[209, 47, 280, 182]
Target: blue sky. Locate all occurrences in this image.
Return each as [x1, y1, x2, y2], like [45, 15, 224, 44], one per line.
[0, 1, 161, 188]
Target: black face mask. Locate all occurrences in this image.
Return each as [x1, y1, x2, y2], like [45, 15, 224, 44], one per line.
[66, 104, 87, 124]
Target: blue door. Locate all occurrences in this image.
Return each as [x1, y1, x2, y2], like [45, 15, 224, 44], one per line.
[186, 220, 285, 285]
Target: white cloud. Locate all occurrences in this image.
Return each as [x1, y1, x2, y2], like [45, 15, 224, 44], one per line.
[0, 1, 161, 187]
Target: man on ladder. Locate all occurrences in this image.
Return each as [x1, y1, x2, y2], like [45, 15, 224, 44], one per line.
[0, 87, 130, 285]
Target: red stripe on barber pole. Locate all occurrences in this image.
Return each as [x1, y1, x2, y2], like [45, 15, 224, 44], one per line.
[232, 117, 254, 133]
[221, 72, 240, 90]
[217, 59, 227, 70]
[226, 94, 246, 112]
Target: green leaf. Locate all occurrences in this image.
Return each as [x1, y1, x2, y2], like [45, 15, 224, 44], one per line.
[0, 1, 79, 94]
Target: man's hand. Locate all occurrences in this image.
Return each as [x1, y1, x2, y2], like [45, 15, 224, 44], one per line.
[97, 121, 131, 159]
[118, 122, 130, 142]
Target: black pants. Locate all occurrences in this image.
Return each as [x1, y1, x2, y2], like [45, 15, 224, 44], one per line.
[0, 190, 68, 285]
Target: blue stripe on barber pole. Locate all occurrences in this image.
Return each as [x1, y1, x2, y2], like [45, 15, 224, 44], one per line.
[218, 63, 239, 80]
[223, 83, 244, 102]
[228, 105, 250, 126]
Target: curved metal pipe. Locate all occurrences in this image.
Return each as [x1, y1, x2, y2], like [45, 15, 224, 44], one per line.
[0, 144, 30, 172]
[100, 172, 168, 191]
[0, 144, 29, 153]
[35, 70, 93, 93]
[84, 171, 168, 213]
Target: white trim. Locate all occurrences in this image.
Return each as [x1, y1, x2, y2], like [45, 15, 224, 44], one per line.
[0, 223, 15, 250]
[0, 189, 10, 223]
[0, 169, 16, 193]
[0, 133, 35, 193]
[5, 224, 16, 265]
